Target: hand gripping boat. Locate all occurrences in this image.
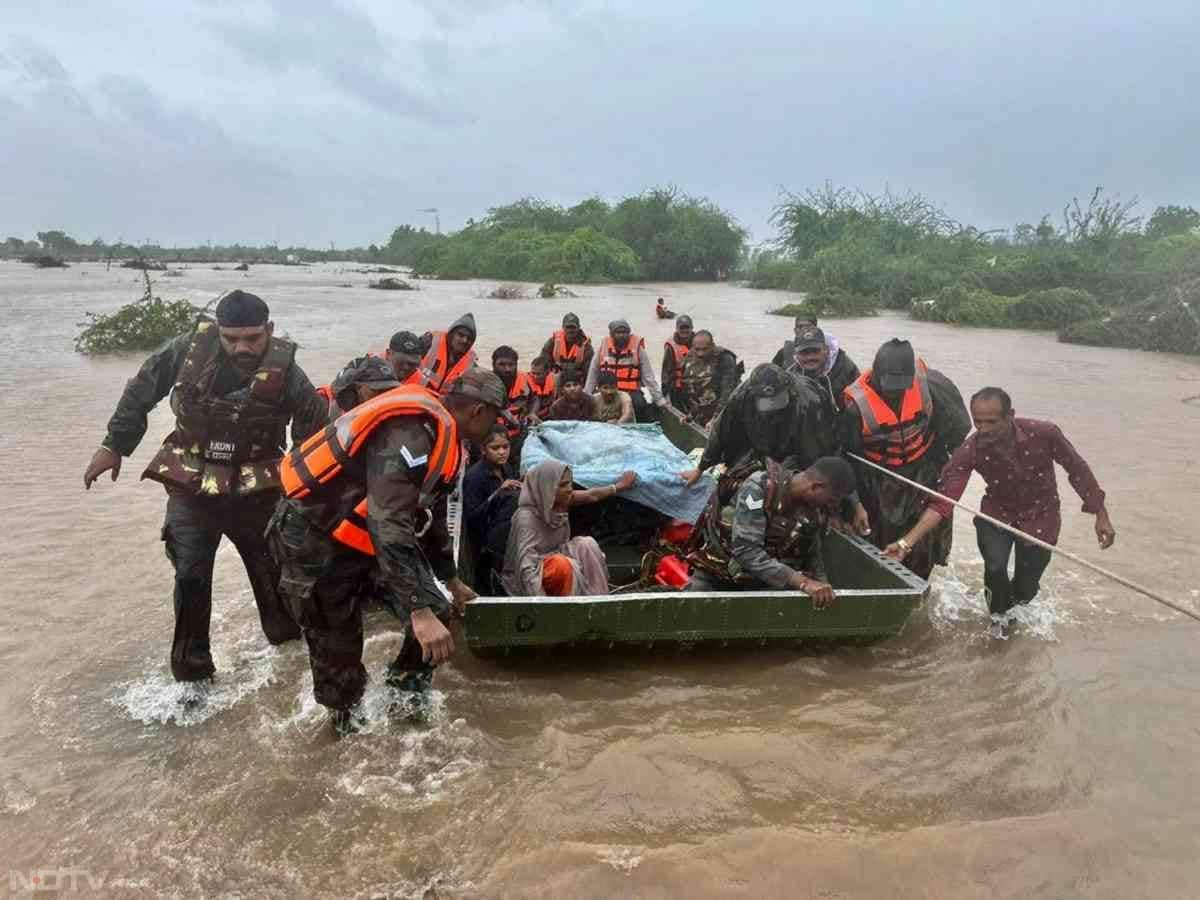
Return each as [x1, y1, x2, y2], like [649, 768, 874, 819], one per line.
[459, 407, 928, 651]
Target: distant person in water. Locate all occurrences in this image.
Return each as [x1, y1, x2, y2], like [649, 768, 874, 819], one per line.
[886, 387, 1115, 624]
[501, 459, 636, 596]
[655, 297, 676, 319]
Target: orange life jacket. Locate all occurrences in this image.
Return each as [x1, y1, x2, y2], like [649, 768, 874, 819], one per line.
[551, 331, 589, 369]
[280, 386, 461, 555]
[664, 339, 690, 390]
[843, 360, 934, 467]
[500, 372, 531, 438]
[598, 334, 645, 392]
[526, 371, 557, 400]
[416, 332, 477, 395]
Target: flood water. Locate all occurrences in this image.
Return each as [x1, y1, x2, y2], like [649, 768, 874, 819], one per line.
[1, 261, 1198, 898]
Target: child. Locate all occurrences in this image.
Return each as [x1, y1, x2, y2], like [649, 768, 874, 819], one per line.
[544, 366, 593, 422]
[591, 370, 634, 423]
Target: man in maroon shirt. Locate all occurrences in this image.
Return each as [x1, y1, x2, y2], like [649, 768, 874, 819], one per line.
[884, 387, 1116, 618]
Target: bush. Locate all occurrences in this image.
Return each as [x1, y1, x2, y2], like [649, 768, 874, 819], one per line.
[1007, 288, 1102, 329]
[75, 274, 201, 355]
[770, 288, 877, 319]
[1060, 278, 1200, 354]
[911, 283, 1016, 326]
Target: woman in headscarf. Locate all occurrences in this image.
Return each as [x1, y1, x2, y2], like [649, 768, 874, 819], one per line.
[501, 459, 637, 596]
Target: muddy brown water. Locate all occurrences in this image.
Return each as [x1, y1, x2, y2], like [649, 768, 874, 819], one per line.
[1, 262, 1198, 898]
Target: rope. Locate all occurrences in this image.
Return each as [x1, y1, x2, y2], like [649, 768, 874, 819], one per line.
[847, 452, 1200, 623]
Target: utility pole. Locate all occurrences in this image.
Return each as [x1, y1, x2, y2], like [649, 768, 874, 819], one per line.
[418, 208, 440, 235]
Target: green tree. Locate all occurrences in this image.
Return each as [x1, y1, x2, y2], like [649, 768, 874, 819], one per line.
[1145, 205, 1200, 240]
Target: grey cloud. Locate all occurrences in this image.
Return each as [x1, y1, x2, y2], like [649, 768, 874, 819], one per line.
[209, 0, 469, 125]
[9, 37, 69, 82]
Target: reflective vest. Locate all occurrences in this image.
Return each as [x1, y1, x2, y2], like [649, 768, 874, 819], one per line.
[142, 316, 295, 496]
[664, 339, 690, 390]
[843, 360, 934, 467]
[551, 331, 589, 369]
[416, 331, 477, 395]
[500, 372, 531, 438]
[280, 386, 461, 555]
[598, 334, 645, 392]
[526, 372, 557, 400]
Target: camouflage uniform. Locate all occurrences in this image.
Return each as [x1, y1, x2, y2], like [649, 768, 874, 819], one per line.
[101, 326, 327, 681]
[687, 463, 826, 591]
[678, 346, 739, 427]
[268, 418, 455, 712]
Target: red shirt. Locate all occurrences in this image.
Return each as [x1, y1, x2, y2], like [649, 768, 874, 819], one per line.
[929, 418, 1106, 544]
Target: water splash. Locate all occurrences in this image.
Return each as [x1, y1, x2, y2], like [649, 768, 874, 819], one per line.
[109, 629, 298, 727]
[597, 845, 645, 874]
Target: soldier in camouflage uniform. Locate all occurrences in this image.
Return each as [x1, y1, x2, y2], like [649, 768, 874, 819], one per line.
[83, 291, 327, 683]
[677, 329, 740, 428]
[685, 457, 858, 608]
[267, 370, 509, 736]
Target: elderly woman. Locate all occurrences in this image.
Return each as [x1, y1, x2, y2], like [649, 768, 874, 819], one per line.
[501, 459, 636, 597]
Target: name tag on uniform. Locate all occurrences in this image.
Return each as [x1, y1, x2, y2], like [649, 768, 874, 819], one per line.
[205, 439, 237, 462]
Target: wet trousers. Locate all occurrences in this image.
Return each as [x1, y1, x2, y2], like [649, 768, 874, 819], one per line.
[975, 518, 1053, 615]
[268, 502, 450, 712]
[162, 489, 300, 682]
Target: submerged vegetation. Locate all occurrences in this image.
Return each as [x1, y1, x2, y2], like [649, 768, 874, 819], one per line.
[748, 184, 1200, 353]
[75, 272, 201, 355]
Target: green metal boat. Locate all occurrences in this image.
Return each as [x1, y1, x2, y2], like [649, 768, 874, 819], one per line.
[460, 406, 928, 651]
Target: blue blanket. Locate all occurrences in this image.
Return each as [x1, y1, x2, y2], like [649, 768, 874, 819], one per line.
[519, 421, 714, 524]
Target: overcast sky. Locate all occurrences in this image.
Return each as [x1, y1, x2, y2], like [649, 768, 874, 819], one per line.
[2, 0, 1197, 247]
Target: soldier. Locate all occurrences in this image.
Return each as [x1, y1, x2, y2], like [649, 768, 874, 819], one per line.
[83, 290, 327, 685]
[327, 356, 402, 418]
[677, 329, 740, 427]
[268, 370, 508, 736]
[385, 330, 424, 384]
[685, 457, 856, 608]
[841, 339, 970, 579]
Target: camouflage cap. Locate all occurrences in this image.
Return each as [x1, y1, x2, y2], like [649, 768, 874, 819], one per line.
[795, 326, 826, 351]
[446, 366, 508, 409]
[331, 356, 400, 394]
[388, 330, 422, 356]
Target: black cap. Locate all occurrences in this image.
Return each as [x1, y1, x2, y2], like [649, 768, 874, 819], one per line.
[331, 356, 401, 394]
[215, 290, 269, 327]
[795, 326, 826, 352]
[748, 363, 792, 413]
[676, 315, 694, 328]
[873, 339, 916, 392]
[562, 312, 581, 327]
[388, 330, 422, 356]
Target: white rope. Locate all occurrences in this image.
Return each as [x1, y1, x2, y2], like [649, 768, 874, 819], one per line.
[848, 452, 1200, 623]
